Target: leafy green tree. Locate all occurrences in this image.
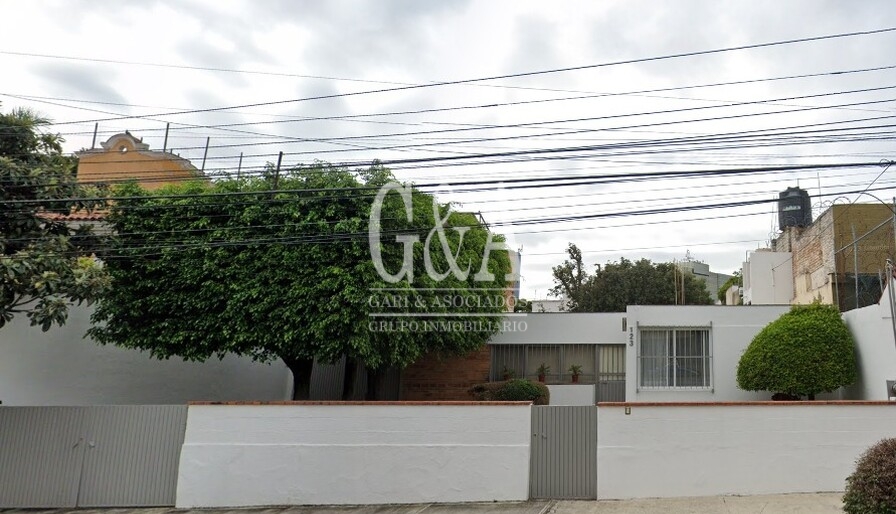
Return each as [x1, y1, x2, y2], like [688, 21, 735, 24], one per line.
[718, 270, 743, 304]
[89, 164, 511, 399]
[1, 107, 109, 330]
[736, 303, 857, 400]
[549, 243, 712, 312]
[513, 298, 533, 313]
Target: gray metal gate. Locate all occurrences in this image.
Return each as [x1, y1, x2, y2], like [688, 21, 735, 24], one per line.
[0, 405, 187, 508]
[529, 405, 597, 499]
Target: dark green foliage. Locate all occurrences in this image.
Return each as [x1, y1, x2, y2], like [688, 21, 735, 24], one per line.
[1, 107, 109, 330]
[89, 164, 511, 399]
[550, 243, 713, 312]
[468, 379, 550, 405]
[736, 303, 857, 399]
[843, 438, 896, 514]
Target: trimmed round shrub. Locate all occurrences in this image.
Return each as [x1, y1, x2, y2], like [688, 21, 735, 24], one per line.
[843, 438, 896, 514]
[736, 303, 857, 399]
[468, 379, 549, 405]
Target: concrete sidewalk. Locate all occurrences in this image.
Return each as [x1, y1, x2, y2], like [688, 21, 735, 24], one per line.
[0, 493, 845, 514]
[553, 492, 844, 513]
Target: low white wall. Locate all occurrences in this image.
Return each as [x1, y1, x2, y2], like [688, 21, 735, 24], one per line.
[597, 403, 896, 499]
[0, 304, 291, 405]
[547, 384, 594, 405]
[843, 297, 896, 400]
[176, 403, 531, 507]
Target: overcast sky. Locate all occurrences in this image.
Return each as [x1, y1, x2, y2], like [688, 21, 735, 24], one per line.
[3, 0, 896, 299]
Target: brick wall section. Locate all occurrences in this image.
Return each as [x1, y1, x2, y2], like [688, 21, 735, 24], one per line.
[400, 346, 492, 401]
[776, 208, 836, 304]
[773, 204, 894, 305]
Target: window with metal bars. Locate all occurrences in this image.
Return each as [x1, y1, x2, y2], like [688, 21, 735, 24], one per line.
[638, 328, 712, 389]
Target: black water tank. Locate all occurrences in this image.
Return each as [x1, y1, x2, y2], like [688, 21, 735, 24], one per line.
[778, 187, 812, 230]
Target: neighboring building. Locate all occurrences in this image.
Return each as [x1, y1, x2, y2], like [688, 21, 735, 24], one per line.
[530, 299, 565, 312]
[742, 249, 793, 305]
[76, 132, 203, 190]
[772, 203, 894, 310]
[0, 304, 290, 405]
[675, 258, 734, 303]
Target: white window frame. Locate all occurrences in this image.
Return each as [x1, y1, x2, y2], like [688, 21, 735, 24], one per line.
[637, 326, 712, 390]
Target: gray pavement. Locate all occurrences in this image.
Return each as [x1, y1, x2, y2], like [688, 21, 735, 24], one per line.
[0, 493, 845, 514]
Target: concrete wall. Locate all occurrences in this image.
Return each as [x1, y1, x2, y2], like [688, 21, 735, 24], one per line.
[489, 312, 626, 344]
[742, 250, 793, 305]
[625, 305, 790, 402]
[0, 304, 291, 405]
[597, 403, 896, 499]
[175, 403, 531, 507]
[843, 294, 896, 400]
[547, 384, 595, 405]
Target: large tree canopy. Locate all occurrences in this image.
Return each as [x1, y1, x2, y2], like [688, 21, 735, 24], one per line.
[550, 243, 712, 312]
[0, 107, 109, 330]
[736, 303, 857, 400]
[89, 163, 511, 399]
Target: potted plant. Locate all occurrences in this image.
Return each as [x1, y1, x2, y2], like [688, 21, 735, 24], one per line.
[536, 363, 550, 382]
[502, 366, 516, 381]
[568, 364, 583, 383]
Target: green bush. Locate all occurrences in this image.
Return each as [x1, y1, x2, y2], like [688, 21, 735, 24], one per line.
[468, 379, 549, 405]
[736, 303, 857, 399]
[843, 438, 896, 514]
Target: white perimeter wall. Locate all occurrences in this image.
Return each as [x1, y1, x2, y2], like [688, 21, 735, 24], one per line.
[597, 404, 896, 499]
[175, 403, 531, 507]
[843, 295, 896, 400]
[0, 304, 290, 405]
[626, 305, 791, 402]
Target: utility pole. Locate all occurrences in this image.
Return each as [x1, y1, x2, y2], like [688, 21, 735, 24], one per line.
[201, 137, 210, 172]
[273, 151, 283, 190]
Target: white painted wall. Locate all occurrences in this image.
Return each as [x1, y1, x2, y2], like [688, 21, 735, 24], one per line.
[742, 250, 793, 305]
[597, 404, 896, 499]
[625, 305, 790, 402]
[489, 312, 626, 344]
[0, 304, 291, 405]
[843, 294, 896, 400]
[547, 384, 595, 405]
[176, 404, 531, 507]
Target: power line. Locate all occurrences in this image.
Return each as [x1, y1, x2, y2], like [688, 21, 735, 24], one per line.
[41, 26, 896, 127]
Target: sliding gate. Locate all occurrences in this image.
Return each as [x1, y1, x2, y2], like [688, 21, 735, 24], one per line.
[0, 405, 187, 508]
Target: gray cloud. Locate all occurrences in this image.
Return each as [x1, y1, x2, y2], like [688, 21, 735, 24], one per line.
[32, 63, 128, 107]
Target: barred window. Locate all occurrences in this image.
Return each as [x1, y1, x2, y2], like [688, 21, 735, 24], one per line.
[639, 328, 711, 389]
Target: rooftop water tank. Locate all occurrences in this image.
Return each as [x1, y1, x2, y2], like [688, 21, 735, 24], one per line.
[778, 187, 812, 230]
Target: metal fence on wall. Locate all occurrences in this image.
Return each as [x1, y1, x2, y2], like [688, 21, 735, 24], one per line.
[834, 215, 896, 311]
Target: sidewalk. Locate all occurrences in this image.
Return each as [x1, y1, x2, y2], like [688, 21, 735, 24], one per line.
[0, 493, 845, 514]
[553, 492, 844, 513]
